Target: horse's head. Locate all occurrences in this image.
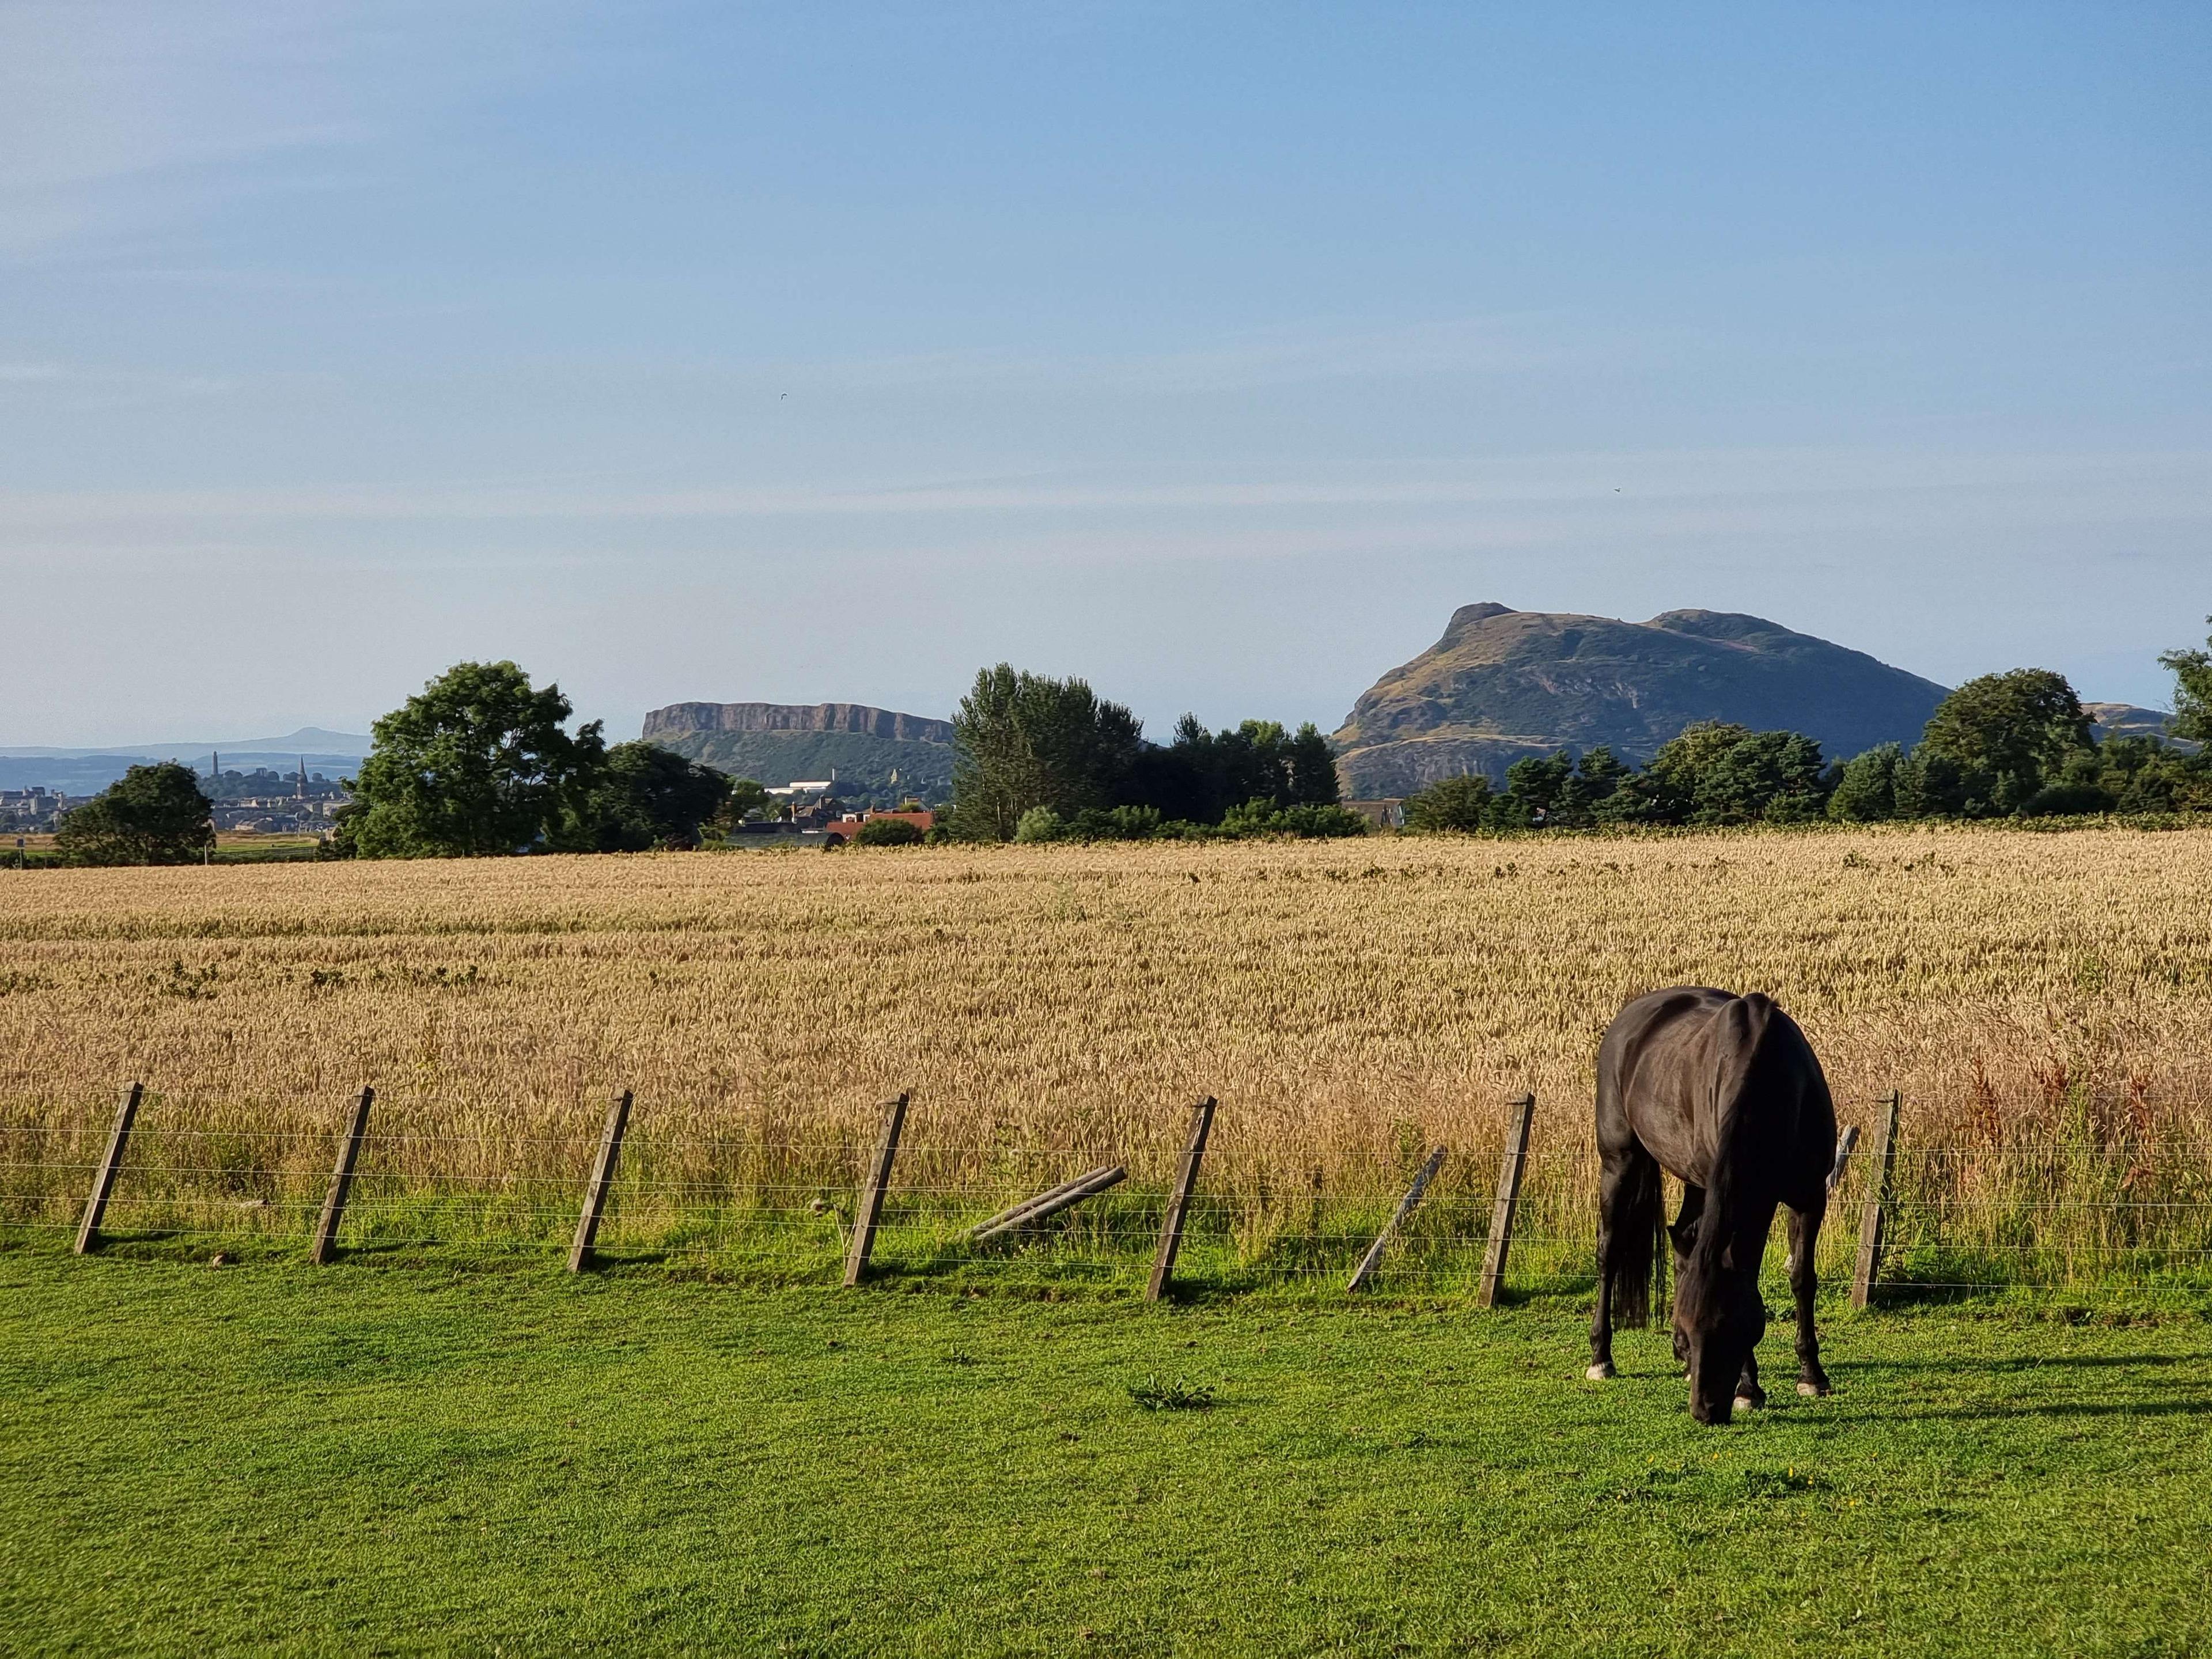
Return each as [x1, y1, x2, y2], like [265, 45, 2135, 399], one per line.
[1672, 1248, 1767, 1425]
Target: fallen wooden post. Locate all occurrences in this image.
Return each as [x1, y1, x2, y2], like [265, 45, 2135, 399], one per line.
[1477, 1094, 1536, 1308]
[1850, 1091, 1901, 1309]
[970, 1164, 1127, 1243]
[1146, 1097, 1216, 1302]
[568, 1090, 634, 1273]
[1346, 1146, 1446, 1293]
[309, 1086, 376, 1265]
[843, 1092, 910, 1287]
[74, 1082, 144, 1255]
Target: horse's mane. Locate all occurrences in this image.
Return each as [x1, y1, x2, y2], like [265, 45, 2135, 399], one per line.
[1690, 993, 1775, 1282]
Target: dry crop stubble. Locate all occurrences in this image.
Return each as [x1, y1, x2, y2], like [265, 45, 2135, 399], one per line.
[2, 825, 2210, 1282]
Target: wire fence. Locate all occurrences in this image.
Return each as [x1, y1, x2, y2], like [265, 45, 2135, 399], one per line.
[7, 1086, 2212, 1301]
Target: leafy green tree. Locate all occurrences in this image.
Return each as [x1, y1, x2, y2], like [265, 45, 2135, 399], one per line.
[719, 778, 771, 828]
[1698, 730, 1829, 824]
[349, 661, 607, 858]
[1141, 717, 1343, 823]
[1918, 669, 2093, 816]
[1892, 748, 1966, 819]
[1623, 721, 1755, 823]
[2062, 736, 2212, 815]
[1827, 745, 1902, 822]
[1217, 799, 1368, 838]
[1488, 752, 1577, 829]
[949, 665, 1145, 840]
[1600, 723, 1827, 825]
[55, 763, 213, 865]
[1573, 746, 1631, 805]
[579, 742, 730, 850]
[2160, 618, 2212, 744]
[851, 816, 926, 847]
[1062, 804, 1165, 842]
[2016, 781, 2115, 817]
[1285, 724, 1342, 806]
[1402, 774, 1494, 832]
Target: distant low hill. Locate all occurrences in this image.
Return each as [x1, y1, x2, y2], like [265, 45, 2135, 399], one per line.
[0, 728, 373, 793]
[642, 702, 956, 801]
[2084, 702, 2186, 747]
[1332, 604, 1953, 796]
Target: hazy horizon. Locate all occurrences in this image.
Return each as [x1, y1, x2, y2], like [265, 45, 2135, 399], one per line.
[5, 4, 2205, 747]
[0, 590, 2192, 759]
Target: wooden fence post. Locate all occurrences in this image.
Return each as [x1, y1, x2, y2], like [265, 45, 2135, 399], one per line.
[1346, 1146, 1446, 1293]
[309, 1087, 376, 1265]
[1827, 1123, 1862, 1195]
[1850, 1091, 1901, 1309]
[568, 1090, 633, 1273]
[1477, 1094, 1536, 1308]
[74, 1082, 143, 1255]
[1146, 1097, 1217, 1302]
[842, 1093, 910, 1287]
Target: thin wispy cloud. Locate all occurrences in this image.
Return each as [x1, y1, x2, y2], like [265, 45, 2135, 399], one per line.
[2, 4, 2202, 740]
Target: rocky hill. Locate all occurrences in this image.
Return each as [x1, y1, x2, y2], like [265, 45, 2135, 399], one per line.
[642, 702, 956, 801]
[2084, 702, 2184, 747]
[1332, 604, 1952, 796]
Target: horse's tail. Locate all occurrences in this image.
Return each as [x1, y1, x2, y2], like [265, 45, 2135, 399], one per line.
[1611, 1147, 1664, 1328]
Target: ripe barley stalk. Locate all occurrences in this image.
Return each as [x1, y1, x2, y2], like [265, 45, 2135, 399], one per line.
[2, 824, 2208, 1289]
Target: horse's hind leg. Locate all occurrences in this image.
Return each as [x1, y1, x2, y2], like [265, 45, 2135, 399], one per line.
[1788, 1206, 1831, 1397]
[1668, 1185, 1703, 1368]
[1588, 1147, 1653, 1381]
[1592, 1159, 1628, 1380]
[1587, 1155, 1620, 1380]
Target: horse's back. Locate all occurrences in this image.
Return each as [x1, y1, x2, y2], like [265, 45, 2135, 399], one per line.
[1598, 987, 1834, 1196]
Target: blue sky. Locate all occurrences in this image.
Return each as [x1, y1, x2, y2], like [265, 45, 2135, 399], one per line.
[2, 2, 2206, 745]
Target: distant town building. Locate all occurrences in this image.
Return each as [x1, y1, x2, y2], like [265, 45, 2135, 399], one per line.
[1343, 798, 1406, 831]
[823, 808, 935, 844]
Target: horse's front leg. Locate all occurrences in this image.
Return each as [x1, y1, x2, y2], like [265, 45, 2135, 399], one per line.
[1787, 1206, 1831, 1397]
[1734, 1349, 1765, 1410]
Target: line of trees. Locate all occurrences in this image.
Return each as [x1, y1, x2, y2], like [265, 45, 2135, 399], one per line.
[44, 618, 2210, 863]
[945, 664, 1362, 842]
[51, 763, 215, 865]
[1404, 642, 2212, 833]
[328, 662, 744, 858]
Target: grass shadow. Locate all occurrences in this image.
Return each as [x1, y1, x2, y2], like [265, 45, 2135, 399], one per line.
[1832, 1351, 2200, 1375]
[1895, 1395, 2212, 1422]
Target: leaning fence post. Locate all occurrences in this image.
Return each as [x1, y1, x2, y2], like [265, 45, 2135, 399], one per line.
[842, 1092, 910, 1287]
[1347, 1146, 1446, 1293]
[1850, 1091, 1901, 1309]
[74, 1082, 143, 1255]
[1146, 1096, 1217, 1302]
[309, 1086, 376, 1265]
[568, 1090, 634, 1273]
[1827, 1123, 1862, 1195]
[1477, 1093, 1536, 1308]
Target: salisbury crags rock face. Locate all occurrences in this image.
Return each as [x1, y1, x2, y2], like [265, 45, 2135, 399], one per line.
[1332, 603, 1952, 797]
[642, 701, 956, 800]
[643, 702, 955, 744]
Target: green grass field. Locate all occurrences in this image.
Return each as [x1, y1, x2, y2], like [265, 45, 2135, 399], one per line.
[5, 1253, 2209, 1658]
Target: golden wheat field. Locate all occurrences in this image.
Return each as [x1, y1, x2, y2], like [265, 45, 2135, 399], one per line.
[4, 824, 2211, 1287]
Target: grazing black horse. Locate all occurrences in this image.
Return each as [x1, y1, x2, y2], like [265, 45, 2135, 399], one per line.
[1586, 987, 1838, 1425]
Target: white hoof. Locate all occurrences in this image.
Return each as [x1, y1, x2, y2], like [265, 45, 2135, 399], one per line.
[1586, 1362, 1616, 1381]
[1797, 1381, 1827, 1397]
[1734, 1394, 1764, 1412]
